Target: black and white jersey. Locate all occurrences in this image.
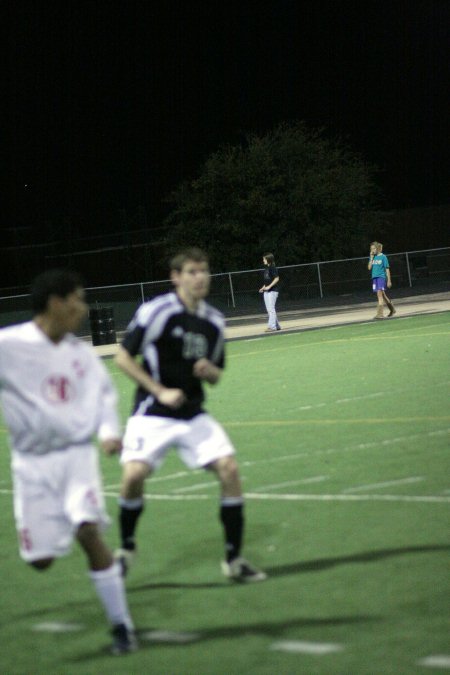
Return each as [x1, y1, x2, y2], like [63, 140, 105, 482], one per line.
[122, 292, 225, 420]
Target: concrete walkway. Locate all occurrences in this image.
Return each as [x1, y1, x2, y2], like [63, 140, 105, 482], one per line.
[93, 290, 449, 357]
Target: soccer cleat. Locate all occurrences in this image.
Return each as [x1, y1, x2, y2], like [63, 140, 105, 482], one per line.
[110, 623, 138, 655]
[221, 557, 267, 583]
[114, 548, 135, 578]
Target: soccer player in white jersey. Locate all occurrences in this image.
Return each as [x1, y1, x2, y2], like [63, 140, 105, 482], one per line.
[0, 269, 136, 655]
[114, 247, 266, 582]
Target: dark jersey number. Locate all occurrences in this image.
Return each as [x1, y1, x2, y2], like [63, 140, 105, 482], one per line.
[182, 332, 208, 360]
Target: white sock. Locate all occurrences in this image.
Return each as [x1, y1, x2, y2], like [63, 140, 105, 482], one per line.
[89, 561, 134, 630]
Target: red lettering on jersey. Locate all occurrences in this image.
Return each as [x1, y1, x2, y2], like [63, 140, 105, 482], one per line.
[72, 360, 85, 378]
[19, 528, 33, 552]
[42, 375, 75, 403]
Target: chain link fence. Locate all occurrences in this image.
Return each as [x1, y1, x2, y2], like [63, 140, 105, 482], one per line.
[0, 247, 448, 335]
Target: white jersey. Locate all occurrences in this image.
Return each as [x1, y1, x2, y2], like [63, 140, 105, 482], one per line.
[0, 321, 120, 455]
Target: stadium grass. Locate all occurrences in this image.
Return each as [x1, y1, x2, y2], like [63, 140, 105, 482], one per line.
[0, 312, 449, 674]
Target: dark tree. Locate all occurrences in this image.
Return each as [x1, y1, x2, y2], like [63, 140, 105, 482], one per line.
[164, 122, 382, 270]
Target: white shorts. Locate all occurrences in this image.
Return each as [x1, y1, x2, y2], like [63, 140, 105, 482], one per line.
[12, 444, 110, 562]
[120, 413, 236, 470]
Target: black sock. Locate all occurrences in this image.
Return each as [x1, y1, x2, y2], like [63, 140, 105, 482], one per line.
[220, 500, 244, 562]
[119, 497, 144, 551]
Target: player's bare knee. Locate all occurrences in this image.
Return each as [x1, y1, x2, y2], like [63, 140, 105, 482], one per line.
[122, 461, 150, 497]
[76, 521, 100, 546]
[30, 558, 54, 571]
[211, 456, 240, 489]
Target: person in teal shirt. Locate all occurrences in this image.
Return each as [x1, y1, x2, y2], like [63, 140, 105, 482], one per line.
[368, 242, 396, 319]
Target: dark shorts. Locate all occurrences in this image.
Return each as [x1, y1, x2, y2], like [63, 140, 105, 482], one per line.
[372, 277, 386, 292]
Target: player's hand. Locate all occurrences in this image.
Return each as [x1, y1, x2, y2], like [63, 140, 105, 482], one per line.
[193, 358, 221, 384]
[387, 281, 392, 288]
[259, 286, 265, 293]
[157, 387, 186, 409]
[101, 438, 123, 455]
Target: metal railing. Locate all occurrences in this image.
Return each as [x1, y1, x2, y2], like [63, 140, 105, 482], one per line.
[0, 247, 448, 334]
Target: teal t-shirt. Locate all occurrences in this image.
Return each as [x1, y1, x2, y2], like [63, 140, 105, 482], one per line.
[371, 253, 389, 279]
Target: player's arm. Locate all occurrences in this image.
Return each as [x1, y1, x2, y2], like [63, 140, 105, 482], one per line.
[265, 275, 279, 290]
[101, 438, 122, 455]
[96, 358, 122, 455]
[386, 266, 392, 288]
[193, 358, 223, 385]
[115, 345, 186, 408]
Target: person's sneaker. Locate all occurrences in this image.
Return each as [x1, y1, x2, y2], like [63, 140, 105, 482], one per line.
[221, 557, 267, 583]
[388, 306, 396, 317]
[110, 623, 138, 655]
[114, 548, 135, 577]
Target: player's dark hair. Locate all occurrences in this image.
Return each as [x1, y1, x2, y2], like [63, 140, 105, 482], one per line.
[30, 269, 84, 315]
[263, 253, 275, 265]
[170, 247, 209, 272]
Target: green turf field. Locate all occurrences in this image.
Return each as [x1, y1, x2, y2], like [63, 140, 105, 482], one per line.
[0, 312, 449, 674]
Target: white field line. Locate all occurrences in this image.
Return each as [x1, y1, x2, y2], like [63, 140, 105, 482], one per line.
[1, 431, 447, 497]
[327, 331, 450, 344]
[152, 469, 202, 482]
[297, 403, 326, 410]
[270, 640, 344, 655]
[1, 430, 448, 501]
[286, 380, 450, 414]
[105, 428, 449, 496]
[418, 655, 450, 669]
[241, 449, 308, 466]
[226, 417, 450, 427]
[32, 622, 84, 633]
[103, 469, 202, 490]
[241, 428, 450, 467]
[342, 476, 424, 494]
[229, 328, 450, 360]
[335, 392, 384, 404]
[172, 480, 220, 494]
[291, 391, 385, 413]
[253, 476, 328, 492]
[1, 487, 449, 504]
[103, 491, 211, 501]
[141, 630, 200, 644]
[245, 493, 450, 504]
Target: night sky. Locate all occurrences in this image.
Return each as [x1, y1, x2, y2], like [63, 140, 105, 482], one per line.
[7, 0, 450, 241]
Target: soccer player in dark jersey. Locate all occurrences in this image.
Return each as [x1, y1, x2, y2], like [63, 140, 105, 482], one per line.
[114, 247, 266, 583]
